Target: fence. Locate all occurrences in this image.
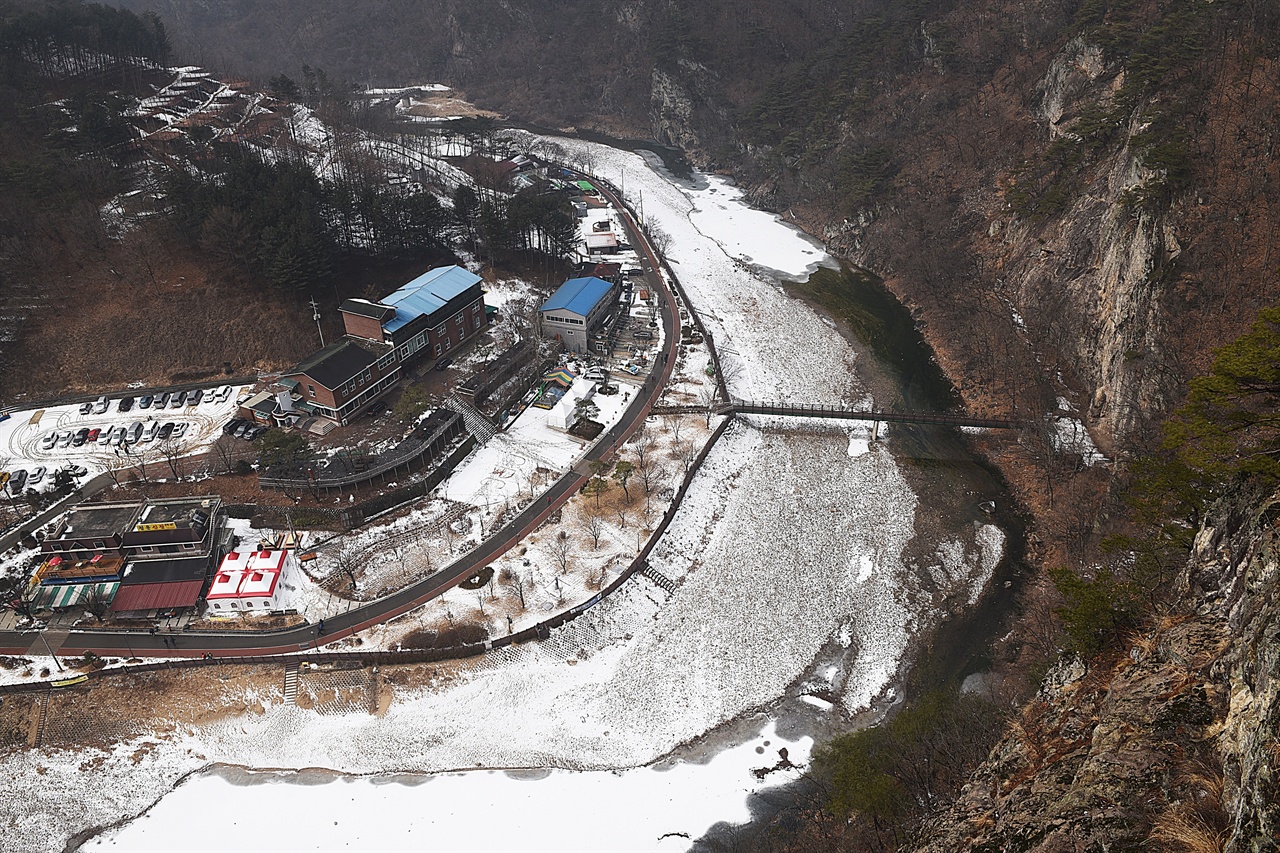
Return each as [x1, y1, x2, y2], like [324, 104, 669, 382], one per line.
[224, 436, 477, 534]
[0, 416, 738, 698]
[2, 159, 736, 696]
[258, 411, 467, 492]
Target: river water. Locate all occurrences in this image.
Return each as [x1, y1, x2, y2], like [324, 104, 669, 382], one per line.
[68, 136, 1013, 853]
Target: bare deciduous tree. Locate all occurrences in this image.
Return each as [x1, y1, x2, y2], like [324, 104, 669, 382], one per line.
[331, 543, 360, 592]
[550, 531, 572, 574]
[584, 513, 605, 549]
[211, 434, 241, 475]
[499, 566, 526, 609]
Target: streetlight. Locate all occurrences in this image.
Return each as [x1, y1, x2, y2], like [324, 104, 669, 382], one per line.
[36, 631, 64, 672]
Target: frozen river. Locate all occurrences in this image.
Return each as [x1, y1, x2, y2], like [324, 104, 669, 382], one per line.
[9, 136, 1005, 853]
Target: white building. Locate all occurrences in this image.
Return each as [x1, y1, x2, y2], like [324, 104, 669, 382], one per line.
[205, 549, 299, 614]
[547, 378, 596, 431]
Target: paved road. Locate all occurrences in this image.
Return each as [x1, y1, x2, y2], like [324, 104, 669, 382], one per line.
[0, 173, 680, 660]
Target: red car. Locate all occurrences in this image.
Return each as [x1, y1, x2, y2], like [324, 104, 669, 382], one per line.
[87, 427, 101, 442]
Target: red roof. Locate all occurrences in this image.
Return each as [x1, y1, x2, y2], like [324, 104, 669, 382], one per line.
[110, 580, 205, 612]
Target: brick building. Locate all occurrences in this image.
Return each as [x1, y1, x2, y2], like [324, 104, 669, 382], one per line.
[279, 340, 401, 426]
[339, 264, 489, 366]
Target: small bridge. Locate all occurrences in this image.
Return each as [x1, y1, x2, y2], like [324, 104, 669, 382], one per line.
[650, 400, 1020, 430]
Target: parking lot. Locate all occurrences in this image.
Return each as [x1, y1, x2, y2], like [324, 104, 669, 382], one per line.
[1, 384, 252, 494]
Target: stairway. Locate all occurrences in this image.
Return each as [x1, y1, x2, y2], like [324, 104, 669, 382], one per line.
[444, 393, 500, 443]
[32, 688, 51, 747]
[640, 564, 678, 596]
[283, 662, 299, 706]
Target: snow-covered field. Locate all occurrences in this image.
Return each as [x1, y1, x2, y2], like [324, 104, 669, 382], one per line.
[85, 720, 807, 853]
[1, 133, 1009, 853]
[524, 131, 857, 406]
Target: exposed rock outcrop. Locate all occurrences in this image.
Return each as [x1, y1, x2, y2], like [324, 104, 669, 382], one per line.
[906, 491, 1280, 852]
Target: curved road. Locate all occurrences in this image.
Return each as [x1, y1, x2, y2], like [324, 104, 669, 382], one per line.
[0, 173, 680, 660]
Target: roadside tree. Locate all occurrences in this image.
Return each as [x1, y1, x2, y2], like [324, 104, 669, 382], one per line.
[611, 460, 635, 503]
[583, 476, 609, 508]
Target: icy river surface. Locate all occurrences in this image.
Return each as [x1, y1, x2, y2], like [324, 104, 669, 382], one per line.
[52, 138, 1006, 852]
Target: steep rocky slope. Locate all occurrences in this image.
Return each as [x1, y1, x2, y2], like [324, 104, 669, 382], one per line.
[115, 0, 1280, 458]
[906, 490, 1279, 851]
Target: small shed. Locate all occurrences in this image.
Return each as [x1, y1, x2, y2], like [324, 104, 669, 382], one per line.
[547, 378, 596, 431]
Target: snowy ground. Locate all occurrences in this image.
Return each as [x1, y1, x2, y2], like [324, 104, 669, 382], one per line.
[0, 386, 250, 490]
[85, 720, 806, 853]
[516, 130, 857, 405]
[2, 133, 1009, 852]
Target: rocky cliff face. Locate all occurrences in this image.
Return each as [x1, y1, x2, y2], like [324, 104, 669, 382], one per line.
[906, 490, 1280, 851]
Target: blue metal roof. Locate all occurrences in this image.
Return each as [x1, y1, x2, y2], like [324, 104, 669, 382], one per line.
[541, 277, 613, 317]
[381, 265, 483, 333]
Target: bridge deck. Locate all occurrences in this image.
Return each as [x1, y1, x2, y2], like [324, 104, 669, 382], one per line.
[650, 401, 1019, 429]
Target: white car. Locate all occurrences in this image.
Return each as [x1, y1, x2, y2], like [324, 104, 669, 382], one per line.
[92, 395, 108, 414]
[41, 432, 57, 450]
[126, 421, 143, 444]
[28, 465, 45, 485]
[143, 421, 161, 442]
[172, 422, 190, 439]
[55, 430, 73, 448]
[214, 384, 232, 403]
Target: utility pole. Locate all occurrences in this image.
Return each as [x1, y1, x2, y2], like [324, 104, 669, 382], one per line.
[310, 297, 325, 347]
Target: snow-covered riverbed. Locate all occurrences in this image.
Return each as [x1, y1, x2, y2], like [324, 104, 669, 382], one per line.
[5, 135, 1004, 853]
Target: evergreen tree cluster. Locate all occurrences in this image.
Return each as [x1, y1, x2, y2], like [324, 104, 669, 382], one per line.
[163, 148, 452, 291]
[454, 183, 579, 261]
[0, 0, 170, 80]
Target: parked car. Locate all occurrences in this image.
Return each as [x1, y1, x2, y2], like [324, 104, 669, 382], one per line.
[634, 330, 653, 340]
[187, 389, 203, 406]
[157, 422, 175, 441]
[624, 266, 645, 277]
[232, 421, 253, 439]
[172, 422, 189, 439]
[245, 424, 269, 441]
[79, 402, 93, 415]
[28, 466, 45, 485]
[55, 430, 73, 448]
[126, 422, 143, 444]
[138, 394, 154, 409]
[214, 385, 232, 403]
[64, 464, 88, 478]
[169, 390, 187, 408]
[72, 428, 89, 446]
[118, 396, 134, 413]
[6, 469, 26, 494]
[364, 401, 388, 418]
[41, 432, 57, 450]
[86, 427, 101, 443]
[92, 396, 108, 414]
[143, 421, 161, 442]
[222, 418, 246, 435]
[435, 357, 454, 371]
[154, 391, 171, 408]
